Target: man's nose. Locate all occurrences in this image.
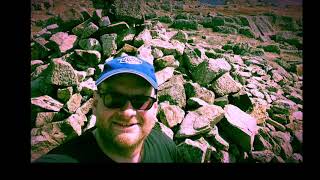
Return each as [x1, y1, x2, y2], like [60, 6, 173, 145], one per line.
[119, 101, 136, 119]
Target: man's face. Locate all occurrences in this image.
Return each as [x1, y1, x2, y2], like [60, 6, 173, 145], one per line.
[93, 74, 158, 149]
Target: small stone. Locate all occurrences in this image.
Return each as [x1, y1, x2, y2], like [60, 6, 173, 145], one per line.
[47, 32, 77, 54]
[75, 70, 87, 83]
[266, 118, 286, 131]
[86, 68, 95, 77]
[78, 38, 102, 51]
[65, 93, 82, 113]
[57, 87, 73, 103]
[31, 95, 63, 112]
[99, 16, 111, 27]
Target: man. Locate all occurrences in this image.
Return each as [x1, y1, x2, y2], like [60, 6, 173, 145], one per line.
[35, 56, 178, 163]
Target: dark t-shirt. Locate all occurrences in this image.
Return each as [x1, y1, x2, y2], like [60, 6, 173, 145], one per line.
[35, 127, 178, 163]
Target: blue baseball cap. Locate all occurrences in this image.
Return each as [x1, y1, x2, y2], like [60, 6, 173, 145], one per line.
[95, 56, 158, 90]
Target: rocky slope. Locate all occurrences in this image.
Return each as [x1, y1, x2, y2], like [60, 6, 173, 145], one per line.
[31, 0, 303, 163]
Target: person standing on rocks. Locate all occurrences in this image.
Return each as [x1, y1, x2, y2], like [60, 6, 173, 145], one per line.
[35, 56, 179, 163]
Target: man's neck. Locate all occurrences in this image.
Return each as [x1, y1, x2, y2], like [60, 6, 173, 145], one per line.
[93, 129, 144, 163]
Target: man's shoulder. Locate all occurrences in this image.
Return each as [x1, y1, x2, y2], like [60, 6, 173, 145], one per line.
[142, 126, 177, 162]
[34, 154, 79, 163]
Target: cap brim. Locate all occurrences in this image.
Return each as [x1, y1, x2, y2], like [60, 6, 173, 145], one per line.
[95, 68, 158, 90]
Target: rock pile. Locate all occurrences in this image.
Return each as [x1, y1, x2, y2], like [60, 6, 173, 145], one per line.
[31, 0, 303, 163]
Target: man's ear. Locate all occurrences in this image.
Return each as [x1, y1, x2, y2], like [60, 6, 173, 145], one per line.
[92, 92, 98, 114]
[154, 101, 158, 109]
[152, 100, 158, 115]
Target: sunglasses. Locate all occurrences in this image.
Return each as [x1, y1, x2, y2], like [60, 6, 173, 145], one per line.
[98, 91, 157, 110]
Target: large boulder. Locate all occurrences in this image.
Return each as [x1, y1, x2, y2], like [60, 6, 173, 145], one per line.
[155, 67, 175, 86]
[253, 133, 273, 151]
[31, 110, 88, 160]
[74, 49, 101, 66]
[287, 153, 303, 163]
[158, 101, 185, 128]
[228, 90, 253, 112]
[250, 103, 269, 125]
[31, 95, 63, 112]
[31, 60, 45, 72]
[266, 118, 286, 132]
[183, 45, 205, 71]
[169, 39, 185, 56]
[292, 130, 302, 153]
[64, 111, 87, 136]
[31, 64, 49, 81]
[214, 96, 229, 108]
[94, 22, 130, 37]
[186, 97, 209, 110]
[258, 128, 282, 155]
[35, 112, 65, 128]
[219, 105, 258, 152]
[289, 111, 303, 123]
[154, 55, 179, 71]
[211, 72, 242, 97]
[241, 16, 260, 39]
[271, 99, 299, 115]
[44, 58, 79, 86]
[100, 33, 117, 57]
[72, 19, 99, 39]
[112, 0, 145, 25]
[152, 48, 164, 59]
[192, 58, 232, 86]
[133, 28, 152, 47]
[250, 89, 265, 99]
[77, 98, 94, 115]
[31, 121, 67, 161]
[64, 93, 82, 114]
[78, 78, 97, 96]
[31, 39, 50, 60]
[171, 30, 188, 43]
[150, 38, 181, 56]
[46, 32, 77, 54]
[177, 137, 213, 163]
[269, 131, 293, 160]
[136, 44, 154, 64]
[270, 31, 302, 49]
[158, 75, 186, 108]
[176, 105, 224, 138]
[205, 125, 229, 151]
[250, 150, 275, 163]
[253, 16, 274, 37]
[99, 16, 111, 27]
[184, 82, 215, 104]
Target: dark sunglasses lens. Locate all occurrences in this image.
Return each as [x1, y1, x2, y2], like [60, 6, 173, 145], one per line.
[132, 97, 154, 110]
[101, 93, 155, 110]
[104, 94, 127, 108]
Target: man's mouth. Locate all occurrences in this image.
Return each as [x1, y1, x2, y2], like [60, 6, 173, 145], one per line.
[113, 121, 139, 127]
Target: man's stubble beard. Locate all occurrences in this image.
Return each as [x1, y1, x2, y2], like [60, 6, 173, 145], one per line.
[96, 117, 147, 155]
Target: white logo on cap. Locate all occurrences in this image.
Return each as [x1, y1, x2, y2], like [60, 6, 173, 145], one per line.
[119, 56, 142, 64]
